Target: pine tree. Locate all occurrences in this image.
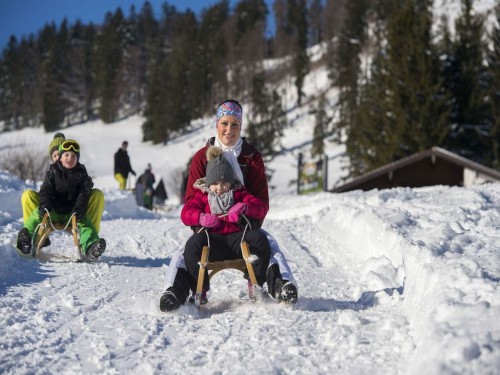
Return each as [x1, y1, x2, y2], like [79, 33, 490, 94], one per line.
[311, 95, 327, 158]
[246, 72, 285, 159]
[38, 22, 65, 131]
[331, 0, 369, 143]
[94, 9, 126, 123]
[485, 4, 500, 167]
[288, 0, 309, 105]
[308, 0, 324, 45]
[345, 0, 450, 175]
[197, 1, 230, 112]
[441, 0, 489, 162]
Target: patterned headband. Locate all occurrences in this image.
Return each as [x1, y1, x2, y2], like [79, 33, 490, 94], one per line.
[216, 101, 243, 124]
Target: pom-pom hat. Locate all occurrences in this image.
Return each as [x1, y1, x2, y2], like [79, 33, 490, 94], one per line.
[48, 132, 66, 159]
[205, 146, 235, 187]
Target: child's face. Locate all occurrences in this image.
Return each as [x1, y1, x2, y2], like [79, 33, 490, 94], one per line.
[60, 151, 78, 169]
[51, 150, 60, 163]
[209, 181, 231, 195]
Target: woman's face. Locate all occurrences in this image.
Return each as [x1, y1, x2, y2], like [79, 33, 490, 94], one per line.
[216, 115, 241, 147]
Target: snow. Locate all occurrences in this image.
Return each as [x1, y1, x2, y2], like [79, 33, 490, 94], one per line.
[1, 1, 500, 371]
[1, 163, 500, 374]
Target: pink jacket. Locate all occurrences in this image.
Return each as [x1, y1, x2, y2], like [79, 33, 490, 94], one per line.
[181, 180, 268, 234]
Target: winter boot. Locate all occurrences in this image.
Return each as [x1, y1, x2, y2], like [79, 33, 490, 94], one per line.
[275, 279, 298, 304]
[160, 288, 184, 312]
[16, 228, 32, 255]
[86, 238, 106, 261]
[267, 263, 298, 304]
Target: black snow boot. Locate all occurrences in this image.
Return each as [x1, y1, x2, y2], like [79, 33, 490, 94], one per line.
[266, 263, 298, 304]
[275, 279, 298, 304]
[16, 228, 32, 254]
[86, 238, 106, 261]
[160, 289, 182, 312]
[160, 268, 191, 312]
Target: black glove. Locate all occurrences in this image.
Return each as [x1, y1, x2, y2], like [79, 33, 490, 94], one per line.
[38, 206, 49, 219]
[73, 209, 85, 221]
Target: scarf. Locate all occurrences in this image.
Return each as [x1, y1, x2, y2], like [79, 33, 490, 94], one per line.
[208, 190, 234, 215]
[214, 136, 245, 186]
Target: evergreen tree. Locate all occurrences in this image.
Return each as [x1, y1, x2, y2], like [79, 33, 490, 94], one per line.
[94, 9, 126, 123]
[308, 0, 324, 46]
[331, 0, 369, 143]
[0, 37, 24, 129]
[246, 72, 285, 158]
[345, 0, 450, 175]
[197, 1, 230, 112]
[288, 0, 309, 105]
[485, 4, 500, 167]
[311, 95, 327, 158]
[38, 22, 65, 131]
[443, 0, 490, 163]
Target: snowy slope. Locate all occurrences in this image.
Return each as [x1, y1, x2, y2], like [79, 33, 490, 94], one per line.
[1, 169, 499, 374]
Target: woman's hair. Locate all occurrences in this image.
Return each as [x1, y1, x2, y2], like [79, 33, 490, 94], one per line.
[217, 99, 242, 109]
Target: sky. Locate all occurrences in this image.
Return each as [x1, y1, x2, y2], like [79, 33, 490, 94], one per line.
[0, 0, 274, 52]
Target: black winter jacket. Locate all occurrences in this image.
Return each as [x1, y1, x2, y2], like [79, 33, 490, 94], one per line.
[114, 148, 135, 177]
[38, 162, 94, 215]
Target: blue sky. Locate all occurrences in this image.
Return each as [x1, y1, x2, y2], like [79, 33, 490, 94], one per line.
[0, 0, 273, 52]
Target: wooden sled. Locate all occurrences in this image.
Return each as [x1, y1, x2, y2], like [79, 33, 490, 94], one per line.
[31, 212, 83, 261]
[194, 220, 264, 307]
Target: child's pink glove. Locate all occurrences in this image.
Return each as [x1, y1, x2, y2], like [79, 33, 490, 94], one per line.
[200, 213, 220, 228]
[227, 203, 248, 223]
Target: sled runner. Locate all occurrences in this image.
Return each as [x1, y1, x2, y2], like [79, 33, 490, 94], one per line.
[194, 219, 265, 307]
[30, 212, 83, 261]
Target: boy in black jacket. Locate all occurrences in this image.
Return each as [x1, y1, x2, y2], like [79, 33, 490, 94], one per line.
[17, 139, 106, 261]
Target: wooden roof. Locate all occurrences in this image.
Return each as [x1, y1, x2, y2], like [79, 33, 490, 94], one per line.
[332, 147, 500, 193]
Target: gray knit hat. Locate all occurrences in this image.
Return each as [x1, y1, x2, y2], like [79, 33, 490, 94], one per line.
[205, 146, 235, 187]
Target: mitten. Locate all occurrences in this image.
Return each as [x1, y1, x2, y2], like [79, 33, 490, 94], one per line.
[200, 213, 220, 228]
[227, 202, 248, 223]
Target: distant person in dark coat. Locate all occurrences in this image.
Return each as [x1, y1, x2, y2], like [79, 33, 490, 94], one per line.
[114, 141, 136, 190]
[137, 163, 156, 209]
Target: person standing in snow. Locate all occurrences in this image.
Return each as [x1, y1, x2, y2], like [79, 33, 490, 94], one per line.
[160, 99, 298, 310]
[17, 139, 106, 261]
[21, 132, 105, 233]
[114, 141, 136, 190]
[137, 163, 156, 209]
[160, 146, 271, 311]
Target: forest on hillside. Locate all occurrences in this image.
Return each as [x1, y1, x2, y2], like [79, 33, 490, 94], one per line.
[0, 0, 499, 178]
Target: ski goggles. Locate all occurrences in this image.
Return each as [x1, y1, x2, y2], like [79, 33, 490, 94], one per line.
[59, 140, 80, 153]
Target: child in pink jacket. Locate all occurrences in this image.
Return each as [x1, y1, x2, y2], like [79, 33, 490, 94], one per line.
[161, 146, 270, 311]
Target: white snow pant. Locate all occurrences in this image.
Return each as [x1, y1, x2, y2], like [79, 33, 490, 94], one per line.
[163, 228, 296, 289]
